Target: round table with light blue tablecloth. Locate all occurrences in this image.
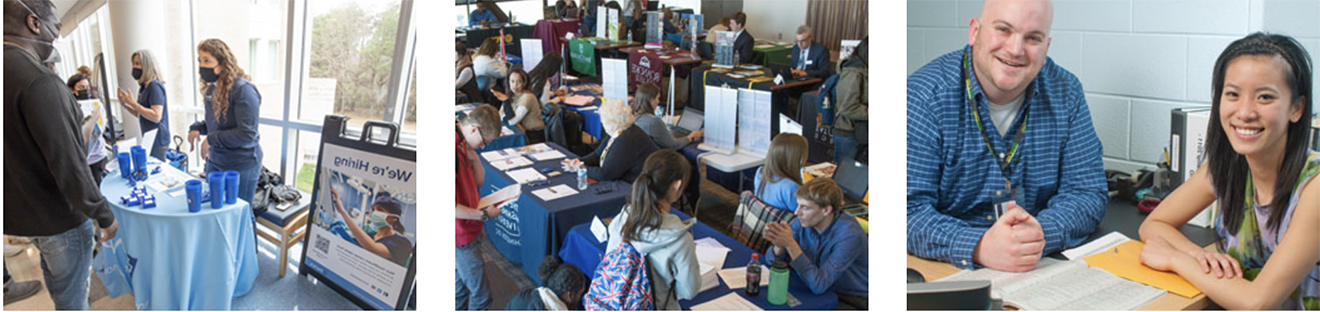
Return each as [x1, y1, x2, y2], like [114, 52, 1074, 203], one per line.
[93, 161, 258, 310]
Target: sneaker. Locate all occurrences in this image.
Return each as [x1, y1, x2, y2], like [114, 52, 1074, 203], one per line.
[3, 244, 20, 257]
[3, 280, 41, 304]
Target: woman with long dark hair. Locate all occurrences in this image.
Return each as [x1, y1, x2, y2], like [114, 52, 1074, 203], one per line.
[188, 39, 263, 203]
[603, 149, 701, 310]
[1138, 32, 1318, 310]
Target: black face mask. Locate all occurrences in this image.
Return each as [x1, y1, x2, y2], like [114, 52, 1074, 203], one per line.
[76, 90, 91, 100]
[132, 68, 143, 80]
[199, 66, 219, 83]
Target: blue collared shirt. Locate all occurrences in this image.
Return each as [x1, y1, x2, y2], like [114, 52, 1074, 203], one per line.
[764, 214, 868, 297]
[469, 9, 498, 27]
[906, 45, 1107, 269]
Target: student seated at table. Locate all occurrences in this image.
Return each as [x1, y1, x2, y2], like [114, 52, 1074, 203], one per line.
[604, 149, 701, 310]
[754, 133, 808, 212]
[493, 68, 531, 111]
[1137, 33, 1319, 310]
[504, 93, 546, 145]
[561, 101, 659, 182]
[763, 178, 868, 309]
[329, 189, 413, 267]
[630, 83, 701, 149]
[456, 41, 485, 104]
[506, 255, 588, 310]
[468, 0, 499, 27]
[473, 37, 509, 94]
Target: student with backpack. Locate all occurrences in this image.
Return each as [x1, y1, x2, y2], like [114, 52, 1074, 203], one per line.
[586, 149, 701, 310]
[833, 37, 868, 163]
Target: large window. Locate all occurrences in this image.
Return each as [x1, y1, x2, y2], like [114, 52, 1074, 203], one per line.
[299, 0, 403, 130]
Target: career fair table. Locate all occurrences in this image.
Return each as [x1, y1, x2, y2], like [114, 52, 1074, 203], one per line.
[479, 142, 630, 284]
[620, 46, 704, 113]
[534, 18, 580, 54]
[753, 40, 794, 68]
[547, 83, 607, 140]
[907, 200, 1217, 310]
[686, 63, 821, 118]
[460, 22, 536, 57]
[94, 159, 259, 310]
[567, 37, 643, 77]
[559, 208, 838, 310]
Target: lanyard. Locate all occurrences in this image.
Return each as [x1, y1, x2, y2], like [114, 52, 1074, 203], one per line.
[962, 50, 1028, 175]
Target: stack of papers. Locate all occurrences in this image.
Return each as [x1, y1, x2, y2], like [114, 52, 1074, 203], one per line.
[529, 150, 566, 161]
[565, 95, 596, 106]
[481, 148, 522, 162]
[690, 293, 761, 310]
[694, 238, 730, 293]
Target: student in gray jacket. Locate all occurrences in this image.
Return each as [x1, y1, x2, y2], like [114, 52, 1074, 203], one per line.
[630, 83, 702, 149]
[605, 150, 701, 310]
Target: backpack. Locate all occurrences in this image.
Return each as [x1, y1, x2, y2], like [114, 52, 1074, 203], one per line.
[584, 242, 655, 311]
[814, 73, 841, 128]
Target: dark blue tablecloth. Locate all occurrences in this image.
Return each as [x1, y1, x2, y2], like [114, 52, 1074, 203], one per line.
[480, 126, 527, 152]
[559, 209, 838, 310]
[480, 142, 630, 285]
[561, 84, 605, 140]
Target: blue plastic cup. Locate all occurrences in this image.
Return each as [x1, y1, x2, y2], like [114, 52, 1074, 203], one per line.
[208, 172, 225, 208]
[185, 180, 203, 212]
[116, 152, 131, 178]
[224, 171, 239, 204]
[130, 146, 147, 175]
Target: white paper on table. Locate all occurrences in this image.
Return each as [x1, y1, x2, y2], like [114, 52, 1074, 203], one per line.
[590, 216, 609, 243]
[489, 156, 534, 171]
[690, 292, 762, 311]
[502, 126, 517, 136]
[140, 129, 158, 155]
[532, 184, 578, 201]
[529, 149, 567, 161]
[694, 244, 730, 268]
[1063, 231, 1130, 260]
[694, 237, 728, 250]
[506, 167, 547, 184]
[481, 148, 521, 162]
[718, 265, 770, 289]
[575, 105, 599, 111]
[478, 183, 521, 209]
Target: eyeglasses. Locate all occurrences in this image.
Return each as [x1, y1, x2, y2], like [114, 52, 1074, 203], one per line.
[475, 126, 493, 148]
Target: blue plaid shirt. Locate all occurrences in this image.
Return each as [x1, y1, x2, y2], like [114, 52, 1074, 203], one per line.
[907, 46, 1107, 269]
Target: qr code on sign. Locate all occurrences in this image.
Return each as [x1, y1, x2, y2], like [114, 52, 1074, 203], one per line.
[314, 236, 330, 254]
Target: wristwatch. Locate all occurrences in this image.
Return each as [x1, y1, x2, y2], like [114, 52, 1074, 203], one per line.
[479, 207, 490, 222]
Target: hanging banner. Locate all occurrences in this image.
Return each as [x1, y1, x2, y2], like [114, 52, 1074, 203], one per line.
[628, 50, 663, 87]
[570, 39, 598, 76]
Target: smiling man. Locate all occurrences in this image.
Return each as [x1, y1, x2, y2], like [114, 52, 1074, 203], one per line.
[906, 0, 1107, 272]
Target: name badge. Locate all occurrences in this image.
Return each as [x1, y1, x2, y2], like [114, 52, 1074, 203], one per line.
[806, 60, 813, 65]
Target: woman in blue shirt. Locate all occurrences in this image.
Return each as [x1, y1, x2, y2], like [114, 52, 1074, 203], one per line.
[116, 50, 169, 161]
[754, 133, 808, 212]
[188, 39, 263, 203]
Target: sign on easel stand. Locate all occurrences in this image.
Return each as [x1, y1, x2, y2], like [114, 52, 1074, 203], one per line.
[301, 115, 417, 310]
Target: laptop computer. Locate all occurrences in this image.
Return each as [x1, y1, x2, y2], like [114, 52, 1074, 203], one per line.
[834, 157, 869, 205]
[672, 108, 704, 136]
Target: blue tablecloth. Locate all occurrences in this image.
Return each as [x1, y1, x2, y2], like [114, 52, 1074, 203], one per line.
[560, 84, 605, 139]
[480, 142, 630, 285]
[93, 161, 258, 310]
[559, 209, 838, 310]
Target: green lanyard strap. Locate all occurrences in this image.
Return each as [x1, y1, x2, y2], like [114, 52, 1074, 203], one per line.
[962, 49, 1028, 173]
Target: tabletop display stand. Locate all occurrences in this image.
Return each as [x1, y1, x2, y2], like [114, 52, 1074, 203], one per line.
[299, 115, 418, 310]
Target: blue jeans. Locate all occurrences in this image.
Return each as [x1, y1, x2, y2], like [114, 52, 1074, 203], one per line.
[834, 133, 859, 164]
[455, 237, 491, 310]
[205, 162, 262, 204]
[29, 219, 96, 310]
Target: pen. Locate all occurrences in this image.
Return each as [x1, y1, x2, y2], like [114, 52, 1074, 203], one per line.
[1163, 148, 1171, 168]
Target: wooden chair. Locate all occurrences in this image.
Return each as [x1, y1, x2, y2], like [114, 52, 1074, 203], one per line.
[255, 190, 312, 277]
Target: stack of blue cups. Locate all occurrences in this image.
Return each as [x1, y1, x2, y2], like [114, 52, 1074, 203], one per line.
[130, 146, 147, 176]
[117, 152, 132, 179]
[207, 172, 225, 209]
[185, 180, 203, 213]
[223, 171, 239, 204]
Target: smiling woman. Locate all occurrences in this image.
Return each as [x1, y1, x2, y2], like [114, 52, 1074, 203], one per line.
[1138, 32, 1318, 310]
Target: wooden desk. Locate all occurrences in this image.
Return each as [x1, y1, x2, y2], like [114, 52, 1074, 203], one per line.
[595, 40, 641, 51]
[770, 77, 822, 91]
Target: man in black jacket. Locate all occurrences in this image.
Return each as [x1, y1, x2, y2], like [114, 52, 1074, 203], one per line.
[730, 11, 754, 65]
[789, 25, 832, 79]
[4, 0, 117, 309]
